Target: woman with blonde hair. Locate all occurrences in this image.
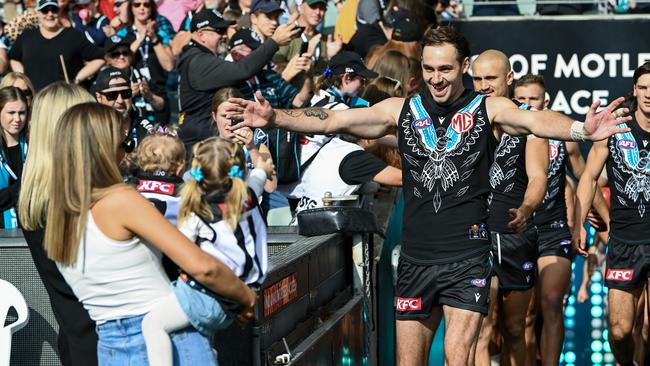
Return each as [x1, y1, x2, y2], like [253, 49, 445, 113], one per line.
[0, 72, 35, 107]
[16, 82, 98, 366]
[45, 103, 255, 365]
[367, 49, 420, 97]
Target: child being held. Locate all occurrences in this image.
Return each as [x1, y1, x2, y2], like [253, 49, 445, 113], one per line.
[141, 137, 268, 366]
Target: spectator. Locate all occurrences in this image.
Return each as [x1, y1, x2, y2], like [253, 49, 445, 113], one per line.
[90, 66, 154, 145]
[211, 87, 276, 196]
[229, 28, 312, 108]
[9, 0, 105, 90]
[40, 102, 255, 365]
[0, 72, 35, 107]
[473, 0, 520, 16]
[272, 0, 343, 82]
[115, 0, 175, 122]
[102, 35, 166, 125]
[365, 6, 421, 68]
[106, 0, 130, 34]
[58, 0, 75, 28]
[368, 49, 420, 96]
[17, 82, 98, 366]
[311, 50, 377, 108]
[71, 0, 110, 46]
[0, 87, 28, 229]
[176, 8, 298, 153]
[171, 0, 229, 56]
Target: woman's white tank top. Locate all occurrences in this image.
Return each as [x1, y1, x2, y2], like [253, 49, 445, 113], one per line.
[57, 212, 171, 324]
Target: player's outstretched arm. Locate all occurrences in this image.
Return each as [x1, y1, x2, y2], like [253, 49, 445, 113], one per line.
[488, 96, 631, 141]
[571, 140, 609, 257]
[225, 91, 400, 139]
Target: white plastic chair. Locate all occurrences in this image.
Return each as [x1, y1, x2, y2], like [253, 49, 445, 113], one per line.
[0, 279, 30, 366]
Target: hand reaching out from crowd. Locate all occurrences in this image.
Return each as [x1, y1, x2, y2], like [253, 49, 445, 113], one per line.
[281, 53, 312, 82]
[255, 155, 276, 180]
[271, 13, 301, 46]
[307, 33, 322, 56]
[326, 34, 343, 59]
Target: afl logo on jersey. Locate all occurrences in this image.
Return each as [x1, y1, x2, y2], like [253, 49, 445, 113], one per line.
[451, 112, 474, 133]
[617, 139, 636, 150]
[549, 144, 559, 160]
[412, 117, 433, 129]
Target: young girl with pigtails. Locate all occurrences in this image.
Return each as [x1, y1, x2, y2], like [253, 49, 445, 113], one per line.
[141, 137, 268, 366]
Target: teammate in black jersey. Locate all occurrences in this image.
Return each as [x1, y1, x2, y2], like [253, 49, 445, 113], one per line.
[226, 27, 630, 366]
[514, 74, 611, 366]
[573, 62, 650, 366]
[471, 50, 549, 366]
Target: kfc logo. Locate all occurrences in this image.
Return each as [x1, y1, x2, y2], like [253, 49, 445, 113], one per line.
[396, 297, 422, 311]
[606, 269, 634, 281]
[137, 180, 175, 195]
[451, 112, 474, 134]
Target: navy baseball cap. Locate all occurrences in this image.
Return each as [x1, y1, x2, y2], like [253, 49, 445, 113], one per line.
[104, 34, 134, 54]
[190, 9, 235, 32]
[229, 28, 262, 50]
[90, 67, 130, 95]
[251, 0, 283, 13]
[37, 0, 59, 10]
[328, 51, 378, 79]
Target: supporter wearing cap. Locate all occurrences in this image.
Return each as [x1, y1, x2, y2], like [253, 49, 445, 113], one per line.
[272, 0, 342, 86]
[229, 28, 311, 109]
[364, 6, 422, 72]
[91, 66, 154, 145]
[249, 0, 282, 40]
[311, 50, 378, 108]
[176, 7, 300, 152]
[8, 0, 105, 90]
[103, 34, 166, 125]
[172, 0, 229, 56]
[71, 0, 110, 46]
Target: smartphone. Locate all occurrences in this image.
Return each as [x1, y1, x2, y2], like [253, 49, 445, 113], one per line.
[230, 119, 243, 126]
[299, 41, 309, 55]
[295, 26, 306, 35]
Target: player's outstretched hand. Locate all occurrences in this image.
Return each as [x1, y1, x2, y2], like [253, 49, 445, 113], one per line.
[583, 97, 632, 141]
[226, 91, 275, 131]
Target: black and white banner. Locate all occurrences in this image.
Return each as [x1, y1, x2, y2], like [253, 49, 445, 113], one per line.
[455, 17, 650, 119]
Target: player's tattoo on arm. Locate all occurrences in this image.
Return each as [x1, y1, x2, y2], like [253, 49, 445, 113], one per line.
[303, 108, 329, 120]
[278, 108, 330, 121]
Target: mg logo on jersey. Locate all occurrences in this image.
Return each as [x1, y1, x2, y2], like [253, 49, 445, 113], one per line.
[396, 297, 422, 311]
[617, 139, 636, 150]
[606, 269, 634, 281]
[412, 117, 433, 129]
[549, 144, 559, 160]
[451, 112, 474, 133]
[137, 180, 175, 195]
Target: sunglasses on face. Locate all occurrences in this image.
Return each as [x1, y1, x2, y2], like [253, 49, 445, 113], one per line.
[109, 49, 131, 58]
[100, 89, 132, 101]
[201, 28, 227, 35]
[39, 6, 59, 14]
[114, 0, 127, 6]
[132, 2, 151, 8]
[18, 88, 32, 98]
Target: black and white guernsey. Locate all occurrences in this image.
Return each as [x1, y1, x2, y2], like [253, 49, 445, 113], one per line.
[398, 89, 496, 264]
[606, 118, 650, 244]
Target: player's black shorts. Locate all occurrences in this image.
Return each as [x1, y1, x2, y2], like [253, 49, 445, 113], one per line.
[536, 221, 573, 260]
[395, 251, 493, 319]
[604, 238, 650, 290]
[491, 228, 538, 290]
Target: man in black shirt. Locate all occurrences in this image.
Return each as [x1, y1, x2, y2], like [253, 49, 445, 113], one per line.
[8, 0, 104, 90]
[471, 50, 548, 366]
[176, 8, 299, 153]
[573, 62, 650, 366]
[227, 27, 630, 365]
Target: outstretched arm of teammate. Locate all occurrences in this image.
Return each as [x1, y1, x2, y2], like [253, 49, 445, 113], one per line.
[571, 140, 609, 257]
[508, 137, 549, 232]
[225, 91, 400, 139]
[488, 96, 631, 141]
